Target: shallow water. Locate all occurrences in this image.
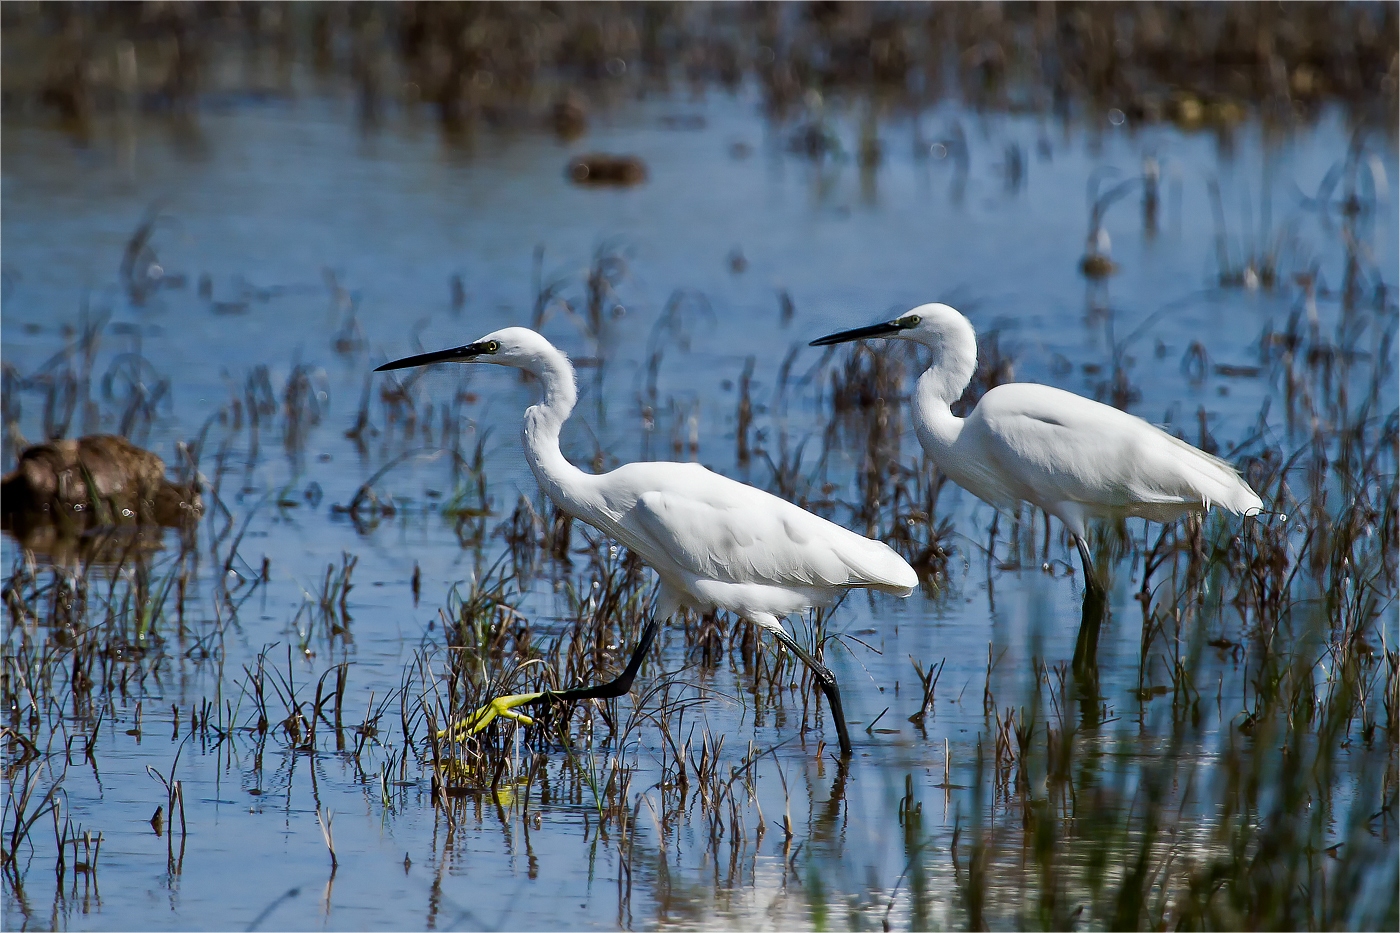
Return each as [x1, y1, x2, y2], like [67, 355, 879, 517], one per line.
[3, 62, 1396, 931]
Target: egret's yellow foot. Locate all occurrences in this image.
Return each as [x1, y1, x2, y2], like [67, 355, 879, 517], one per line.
[438, 692, 546, 743]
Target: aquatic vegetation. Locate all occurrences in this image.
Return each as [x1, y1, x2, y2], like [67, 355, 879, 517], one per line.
[8, 225, 1389, 925]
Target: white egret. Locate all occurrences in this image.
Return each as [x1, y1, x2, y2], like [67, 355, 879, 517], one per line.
[811, 303, 1263, 666]
[376, 327, 917, 756]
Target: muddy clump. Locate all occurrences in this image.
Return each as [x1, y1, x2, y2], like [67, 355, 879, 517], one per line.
[2, 435, 202, 547]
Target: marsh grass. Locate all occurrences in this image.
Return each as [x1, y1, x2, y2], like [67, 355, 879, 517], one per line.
[5, 290, 1390, 930]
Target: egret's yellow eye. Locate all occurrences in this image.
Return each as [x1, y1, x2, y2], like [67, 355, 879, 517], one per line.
[486, 340, 500, 353]
[902, 315, 921, 327]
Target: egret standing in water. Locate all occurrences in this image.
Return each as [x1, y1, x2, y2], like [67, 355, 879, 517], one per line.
[376, 327, 917, 756]
[811, 303, 1262, 668]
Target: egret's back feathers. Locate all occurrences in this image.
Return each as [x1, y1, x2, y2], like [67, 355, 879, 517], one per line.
[966, 383, 1261, 526]
[602, 461, 916, 596]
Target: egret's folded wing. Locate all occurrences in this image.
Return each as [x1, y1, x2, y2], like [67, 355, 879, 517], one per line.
[975, 384, 1258, 512]
[630, 475, 914, 593]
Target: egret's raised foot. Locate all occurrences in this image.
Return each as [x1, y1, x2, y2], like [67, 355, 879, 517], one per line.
[439, 692, 546, 743]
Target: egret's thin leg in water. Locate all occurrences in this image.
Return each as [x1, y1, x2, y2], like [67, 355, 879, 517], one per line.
[448, 620, 661, 739]
[769, 627, 852, 757]
[1074, 536, 1102, 594]
[551, 619, 660, 703]
[1072, 536, 1106, 677]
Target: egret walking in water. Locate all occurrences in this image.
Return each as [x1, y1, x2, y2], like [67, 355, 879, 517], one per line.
[376, 327, 916, 756]
[811, 303, 1262, 669]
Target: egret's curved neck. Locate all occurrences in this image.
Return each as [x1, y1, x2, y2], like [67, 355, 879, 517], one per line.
[912, 326, 977, 456]
[520, 346, 592, 511]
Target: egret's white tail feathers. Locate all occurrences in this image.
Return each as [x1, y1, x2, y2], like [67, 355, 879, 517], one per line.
[1155, 431, 1263, 516]
[840, 535, 919, 595]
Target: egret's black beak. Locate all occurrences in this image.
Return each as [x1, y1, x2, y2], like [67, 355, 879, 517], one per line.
[374, 342, 490, 372]
[808, 319, 906, 347]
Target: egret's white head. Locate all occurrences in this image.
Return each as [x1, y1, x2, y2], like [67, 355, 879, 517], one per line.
[375, 326, 562, 374]
[810, 304, 979, 405]
[809, 303, 975, 351]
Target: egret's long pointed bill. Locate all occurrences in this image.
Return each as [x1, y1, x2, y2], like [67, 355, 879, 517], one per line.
[374, 342, 489, 372]
[808, 320, 906, 347]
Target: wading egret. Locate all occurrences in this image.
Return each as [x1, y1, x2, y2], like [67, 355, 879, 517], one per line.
[376, 327, 917, 756]
[811, 303, 1262, 667]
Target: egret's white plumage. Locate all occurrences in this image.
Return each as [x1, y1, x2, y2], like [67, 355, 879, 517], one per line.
[376, 326, 915, 754]
[812, 303, 1262, 579]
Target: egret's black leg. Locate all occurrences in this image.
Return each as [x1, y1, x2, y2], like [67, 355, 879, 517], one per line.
[550, 619, 660, 702]
[1074, 536, 1104, 595]
[770, 627, 853, 757]
[1072, 536, 1107, 678]
[453, 620, 660, 736]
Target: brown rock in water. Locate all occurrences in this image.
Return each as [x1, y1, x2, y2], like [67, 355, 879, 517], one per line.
[567, 153, 647, 187]
[1079, 253, 1118, 280]
[1, 435, 201, 528]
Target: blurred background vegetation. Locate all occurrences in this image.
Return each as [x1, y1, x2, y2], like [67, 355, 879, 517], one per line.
[2, 2, 1395, 140]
